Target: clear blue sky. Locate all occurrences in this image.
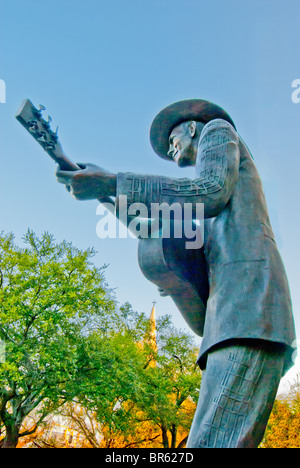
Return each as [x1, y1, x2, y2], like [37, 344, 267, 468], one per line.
[1, 0, 300, 387]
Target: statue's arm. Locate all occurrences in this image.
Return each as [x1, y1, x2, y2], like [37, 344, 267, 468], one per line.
[117, 120, 240, 219]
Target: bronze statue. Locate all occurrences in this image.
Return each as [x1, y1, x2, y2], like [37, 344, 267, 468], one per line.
[16, 98, 296, 448]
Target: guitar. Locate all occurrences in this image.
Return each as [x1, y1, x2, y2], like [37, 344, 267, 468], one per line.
[138, 224, 208, 337]
[16, 99, 209, 336]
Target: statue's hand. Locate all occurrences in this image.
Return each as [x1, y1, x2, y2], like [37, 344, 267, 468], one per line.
[56, 163, 117, 200]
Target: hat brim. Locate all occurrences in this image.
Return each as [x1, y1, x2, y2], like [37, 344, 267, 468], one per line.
[149, 99, 236, 161]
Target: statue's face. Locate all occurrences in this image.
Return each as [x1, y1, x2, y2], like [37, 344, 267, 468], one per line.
[167, 122, 196, 167]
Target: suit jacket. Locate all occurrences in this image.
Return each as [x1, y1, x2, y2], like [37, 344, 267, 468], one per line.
[116, 119, 296, 373]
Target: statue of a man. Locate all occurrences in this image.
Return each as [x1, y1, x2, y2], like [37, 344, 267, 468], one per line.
[56, 99, 296, 448]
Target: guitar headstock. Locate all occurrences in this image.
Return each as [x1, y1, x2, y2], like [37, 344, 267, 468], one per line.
[15, 99, 78, 171]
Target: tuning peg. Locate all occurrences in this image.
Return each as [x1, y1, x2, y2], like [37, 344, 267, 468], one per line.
[42, 114, 52, 130]
[33, 105, 46, 120]
[28, 119, 38, 133]
[37, 131, 47, 143]
[50, 126, 59, 143]
[45, 142, 55, 150]
[37, 135, 47, 143]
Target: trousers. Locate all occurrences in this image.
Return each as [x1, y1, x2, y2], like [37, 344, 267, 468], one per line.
[186, 339, 286, 448]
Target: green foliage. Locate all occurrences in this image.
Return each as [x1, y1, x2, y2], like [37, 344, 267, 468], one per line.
[0, 230, 115, 446]
[0, 230, 201, 448]
[75, 309, 201, 448]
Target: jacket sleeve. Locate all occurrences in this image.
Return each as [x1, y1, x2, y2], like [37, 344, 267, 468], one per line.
[116, 119, 240, 219]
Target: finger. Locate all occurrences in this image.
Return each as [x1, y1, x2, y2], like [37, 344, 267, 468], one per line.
[67, 185, 78, 198]
[76, 163, 87, 170]
[56, 167, 79, 184]
[56, 173, 72, 184]
[78, 163, 108, 173]
[56, 168, 75, 178]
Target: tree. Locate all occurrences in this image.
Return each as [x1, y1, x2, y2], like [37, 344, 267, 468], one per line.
[71, 307, 201, 448]
[0, 231, 201, 448]
[261, 375, 300, 448]
[137, 317, 201, 448]
[0, 230, 115, 448]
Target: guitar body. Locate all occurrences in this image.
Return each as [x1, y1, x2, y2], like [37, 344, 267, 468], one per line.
[138, 224, 209, 337]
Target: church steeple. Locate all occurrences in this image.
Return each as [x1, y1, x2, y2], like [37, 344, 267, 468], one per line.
[148, 301, 157, 356]
[150, 300, 156, 326]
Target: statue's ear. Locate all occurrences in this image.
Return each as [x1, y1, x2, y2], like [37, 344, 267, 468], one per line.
[187, 121, 197, 138]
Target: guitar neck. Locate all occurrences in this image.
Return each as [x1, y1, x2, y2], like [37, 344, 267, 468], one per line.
[15, 99, 115, 209]
[51, 151, 80, 172]
[16, 99, 79, 171]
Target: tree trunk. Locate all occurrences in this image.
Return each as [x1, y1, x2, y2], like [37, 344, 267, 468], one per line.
[171, 424, 177, 448]
[1, 424, 20, 448]
[161, 425, 169, 448]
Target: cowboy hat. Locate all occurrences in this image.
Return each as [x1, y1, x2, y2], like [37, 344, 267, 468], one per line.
[149, 99, 236, 161]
